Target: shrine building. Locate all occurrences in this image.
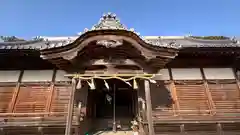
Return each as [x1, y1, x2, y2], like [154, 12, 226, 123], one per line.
[0, 13, 240, 135]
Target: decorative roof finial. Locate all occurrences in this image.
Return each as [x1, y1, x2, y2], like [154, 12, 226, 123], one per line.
[91, 12, 127, 30]
[77, 12, 140, 37]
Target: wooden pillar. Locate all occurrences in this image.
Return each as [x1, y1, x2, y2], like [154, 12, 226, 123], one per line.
[168, 68, 180, 115]
[144, 80, 155, 135]
[65, 79, 77, 135]
[46, 69, 57, 113]
[200, 68, 215, 115]
[232, 68, 240, 94]
[8, 70, 24, 112]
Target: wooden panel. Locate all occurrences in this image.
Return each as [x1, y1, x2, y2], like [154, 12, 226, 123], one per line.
[184, 123, 217, 132]
[172, 68, 202, 80]
[0, 71, 20, 82]
[237, 70, 240, 79]
[208, 80, 240, 115]
[175, 81, 211, 116]
[2, 126, 78, 135]
[0, 86, 15, 113]
[154, 123, 218, 135]
[204, 68, 235, 80]
[154, 123, 181, 134]
[55, 70, 71, 82]
[14, 84, 51, 113]
[152, 83, 176, 120]
[153, 69, 170, 80]
[222, 123, 240, 132]
[22, 70, 54, 82]
[50, 85, 72, 112]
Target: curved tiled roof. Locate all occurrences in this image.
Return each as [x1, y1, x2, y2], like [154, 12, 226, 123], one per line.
[0, 35, 239, 50]
[0, 13, 240, 50]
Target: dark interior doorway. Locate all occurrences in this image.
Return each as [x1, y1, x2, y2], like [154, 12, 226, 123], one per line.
[87, 79, 138, 119]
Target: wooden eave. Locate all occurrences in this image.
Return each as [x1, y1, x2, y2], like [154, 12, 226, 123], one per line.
[38, 30, 179, 73]
[40, 30, 179, 56]
[180, 47, 240, 54]
[0, 49, 56, 70]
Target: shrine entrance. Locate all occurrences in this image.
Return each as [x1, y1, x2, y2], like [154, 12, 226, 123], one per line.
[39, 13, 180, 135]
[87, 78, 138, 131]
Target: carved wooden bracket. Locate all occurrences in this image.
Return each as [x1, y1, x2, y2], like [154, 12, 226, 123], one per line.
[96, 39, 123, 48]
[62, 51, 78, 60]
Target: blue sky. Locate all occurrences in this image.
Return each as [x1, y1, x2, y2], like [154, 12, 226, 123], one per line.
[1, 0, 239, 38]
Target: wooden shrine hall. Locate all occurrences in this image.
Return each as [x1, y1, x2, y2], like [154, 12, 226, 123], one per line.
[0, 13, 240, 135]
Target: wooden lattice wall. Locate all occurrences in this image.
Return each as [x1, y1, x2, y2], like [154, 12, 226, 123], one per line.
[0, 69, 240, 134]
[151, 68, 240, 134]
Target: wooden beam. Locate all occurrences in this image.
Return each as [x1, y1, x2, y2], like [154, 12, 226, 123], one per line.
[65, 79, 76, 135]
[168, 68, 180, 116]
[45, 84, 54, 113]
[0, 112, 67, 116]
[233, 68, 240, 96]
[171, 83, 180, 115]
[65, 73, 155, 77]
[45, 69, 57, 113]
[144, 80, 155, 135]
[200, 68, 216, 115]
[7, 70, 24, 113]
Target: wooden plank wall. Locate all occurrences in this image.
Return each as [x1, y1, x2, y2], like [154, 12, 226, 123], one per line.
[0, 70, 74, 135]
[152, 68, 240, 134]
[0, 70, 72, 114]
[0, 68, 239, 134]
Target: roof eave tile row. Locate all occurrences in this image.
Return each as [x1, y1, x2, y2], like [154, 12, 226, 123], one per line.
[0, 38, 239, 50]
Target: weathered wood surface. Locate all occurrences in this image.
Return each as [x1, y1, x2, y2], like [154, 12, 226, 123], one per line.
[1, 126, 76, 135]
[0, 79, 240, 134]
[145, 79, 240, 134]
[150, 80, 240, 122]
[0, 84, 80, 128]
[152, 122, 240, 135]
